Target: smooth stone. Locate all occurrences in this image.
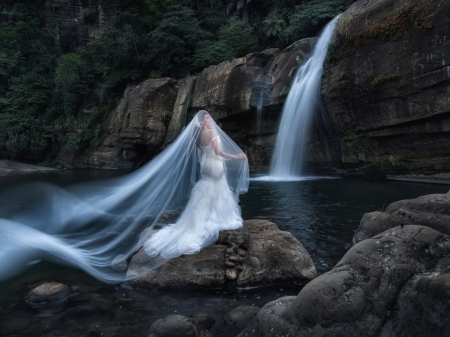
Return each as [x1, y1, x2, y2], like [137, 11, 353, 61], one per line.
[188, 314, 215, 330]
[225, 261, 235, 268]
[148, 314, 213, 337]
[226, 268, 238, 280]
[224, 305, 260, 327]
[25, 282, 71, 307]
[228, 255, 238, 262]
[111, 254, 128, 272]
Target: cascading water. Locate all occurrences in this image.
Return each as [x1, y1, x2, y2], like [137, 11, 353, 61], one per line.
[269, 16, 340, 179]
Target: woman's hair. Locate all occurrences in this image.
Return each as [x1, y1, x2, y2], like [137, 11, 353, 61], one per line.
[195, 110, 210, 147]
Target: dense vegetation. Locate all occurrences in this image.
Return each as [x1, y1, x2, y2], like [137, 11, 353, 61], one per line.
[0, 0, 353, 162]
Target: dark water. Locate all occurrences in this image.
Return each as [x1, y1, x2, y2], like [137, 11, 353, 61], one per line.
[0, 171, 448, 336]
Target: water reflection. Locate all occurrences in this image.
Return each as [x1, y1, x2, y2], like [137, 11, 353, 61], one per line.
[240, 176, 449, 272]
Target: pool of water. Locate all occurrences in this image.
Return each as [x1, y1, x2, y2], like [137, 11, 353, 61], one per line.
[0, 171, 448, 336]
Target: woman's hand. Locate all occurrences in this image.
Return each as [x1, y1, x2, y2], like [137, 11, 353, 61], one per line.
[235, 153, 247, 159]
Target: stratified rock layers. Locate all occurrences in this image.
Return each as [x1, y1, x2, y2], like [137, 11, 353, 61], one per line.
[320, 0, 450, 177]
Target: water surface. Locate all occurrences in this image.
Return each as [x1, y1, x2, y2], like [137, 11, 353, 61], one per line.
[0, 171, 448, 336]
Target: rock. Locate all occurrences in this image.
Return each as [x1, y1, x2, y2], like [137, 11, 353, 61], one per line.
[318, 0, 450, 177]
[225, 261, 235, 268]
[223, 305, 260, 327]
[188, 314, 215, 330]
[353, 193, 450, 244]
[239, 225, 450, 336]
[126, 220, 317, 290]
[111, 254, 128, 272]
[226, 269, 238, 280]
[380, 256, 450, 337]
[148, 315, 213, 337]
[54, 38, 316, 170]
[25, 282, 71, 307]
[58, 77, 178, 169]
[228, 255, 238, 262]
[230, 220, 318, 287]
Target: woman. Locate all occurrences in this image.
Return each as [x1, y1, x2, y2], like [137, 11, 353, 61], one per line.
[143, 111, 247, 258]
[0, 110, 249, 282]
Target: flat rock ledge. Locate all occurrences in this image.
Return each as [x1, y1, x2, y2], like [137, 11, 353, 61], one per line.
[238, 225, 450, 337]
[126, 219, 317, 290]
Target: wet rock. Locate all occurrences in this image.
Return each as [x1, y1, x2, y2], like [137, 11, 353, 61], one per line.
[25, 282, 71, 308]
[239, 225, 450, 337]
[111, 254, 128, 272]
[225, 261, 235, 268]
[354, 193, 450, 244]
[224, 305, 260, 328]
[188, 314, 215, 330]
[226, 269, 238, 280]
[148, 314, 213, 337]
[127, 220, 317, 290]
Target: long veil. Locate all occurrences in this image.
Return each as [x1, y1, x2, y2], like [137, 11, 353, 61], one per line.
[0, 111, 249, 283]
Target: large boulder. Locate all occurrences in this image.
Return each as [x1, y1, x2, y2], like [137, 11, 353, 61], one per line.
[126, 220, 317, 290]
[239, 225, 450, 337]
[380, 255, 450, 337]
[318, 0, 450, 178]
[353, 192, 450, 244]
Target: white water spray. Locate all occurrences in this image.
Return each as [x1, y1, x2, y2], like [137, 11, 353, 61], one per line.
[269, 16, 340, 179]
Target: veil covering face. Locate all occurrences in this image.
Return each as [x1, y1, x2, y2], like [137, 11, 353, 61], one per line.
[0, 111, 249, 283]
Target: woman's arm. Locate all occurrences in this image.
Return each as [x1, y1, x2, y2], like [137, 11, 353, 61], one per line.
[211, 132, 247, 159]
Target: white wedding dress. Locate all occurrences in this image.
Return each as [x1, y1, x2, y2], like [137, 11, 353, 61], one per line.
[143, 136, 243, 258]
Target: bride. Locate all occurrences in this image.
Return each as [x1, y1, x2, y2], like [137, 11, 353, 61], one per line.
[0, 110, 249, 282]
[143, 110, 247, 258]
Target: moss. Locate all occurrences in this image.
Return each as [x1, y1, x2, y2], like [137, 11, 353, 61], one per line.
[217, 232, 229, 244]
[370, 73, 400, 90]
[341, 4, 433, 57]
[324, 81, 349, 99]
[344, 133, 379, 160]
[160, 97, 176, 129]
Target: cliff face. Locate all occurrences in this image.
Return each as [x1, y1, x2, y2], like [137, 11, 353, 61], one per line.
[40, 0, 123, 48]
[320, 0, 450, 177]
[57, 39, 316, 169]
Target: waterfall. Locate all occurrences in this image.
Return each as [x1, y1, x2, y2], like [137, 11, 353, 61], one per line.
[269, 16, 340, 179]
[183, 77, 196, 128]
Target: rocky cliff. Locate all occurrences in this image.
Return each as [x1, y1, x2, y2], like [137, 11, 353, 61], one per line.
[56, 38, 317, 169]
[40, 0, 123, 49]
[54, 0, 450, 179]
[320, 0, 450, 178]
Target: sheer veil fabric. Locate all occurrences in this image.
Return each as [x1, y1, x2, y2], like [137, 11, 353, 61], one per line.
[0, 111, 249, 282]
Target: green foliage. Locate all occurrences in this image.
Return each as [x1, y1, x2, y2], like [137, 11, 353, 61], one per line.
[0, 0, 356, 161]
[145, 5, 212, 77]
[263, 18, 286, 37]
[0, 3, 60, 158]
[279, 0, 354, 44]
[192, 16, 258, 69]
